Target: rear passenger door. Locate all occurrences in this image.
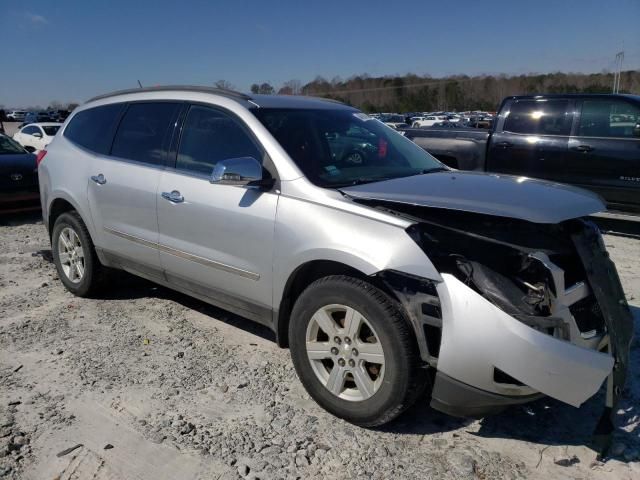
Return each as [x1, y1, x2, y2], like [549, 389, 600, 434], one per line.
[86, 102, 181, 278]
[156, 104, 278, 324]
[566, 98, 640, 211]
[487, 98, 572, 181]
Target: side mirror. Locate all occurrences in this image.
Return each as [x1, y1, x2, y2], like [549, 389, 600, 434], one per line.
[210, 157, 263, 186]
[32, 132, 43, 138]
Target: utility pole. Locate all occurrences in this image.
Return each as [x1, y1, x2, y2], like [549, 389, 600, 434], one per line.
[612, 51, 624, 94]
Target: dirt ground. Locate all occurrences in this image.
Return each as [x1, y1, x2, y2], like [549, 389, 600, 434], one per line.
[0, 212, 638, 480]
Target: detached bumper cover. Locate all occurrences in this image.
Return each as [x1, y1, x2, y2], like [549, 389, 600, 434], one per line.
[434, 274, 614, 406]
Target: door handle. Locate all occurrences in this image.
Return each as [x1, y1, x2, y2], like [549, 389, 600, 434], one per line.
[572, 145, 594, 153]
[90, 174, 107, 185]
[161, 190, 184, 203]
[495, 141, 512, 148]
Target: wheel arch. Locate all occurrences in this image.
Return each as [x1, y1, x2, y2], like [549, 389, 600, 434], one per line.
[274, 259, 400, 348]
[46, 191, 96, 241]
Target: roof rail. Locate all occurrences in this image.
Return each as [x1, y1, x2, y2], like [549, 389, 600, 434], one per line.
[87, 85, 251, 103]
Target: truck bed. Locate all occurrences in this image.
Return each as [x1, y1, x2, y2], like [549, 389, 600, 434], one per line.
[403, 127, 490, 171]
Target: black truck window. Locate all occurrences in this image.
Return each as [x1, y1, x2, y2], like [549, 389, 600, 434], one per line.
[578, 99, 640, 139]
[504, 100, 571, 136]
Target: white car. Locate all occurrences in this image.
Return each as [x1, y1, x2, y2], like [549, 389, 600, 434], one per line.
[412, 115, 447, 128]
[6, 110, 27, 122]
[13, 122, 62, 152]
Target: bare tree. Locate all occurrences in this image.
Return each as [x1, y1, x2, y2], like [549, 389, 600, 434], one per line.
[214, 80, 235, 90]
[286, 79, 302, 95]
[251, 83, 275, 95]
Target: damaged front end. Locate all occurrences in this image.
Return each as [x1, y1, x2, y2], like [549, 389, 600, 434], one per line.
[371, 203, 633, 457]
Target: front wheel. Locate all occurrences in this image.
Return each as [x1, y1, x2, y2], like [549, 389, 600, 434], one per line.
[289, 276, 427, 426]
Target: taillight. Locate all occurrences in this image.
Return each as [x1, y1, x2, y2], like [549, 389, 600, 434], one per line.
[36, 150, 47, 167]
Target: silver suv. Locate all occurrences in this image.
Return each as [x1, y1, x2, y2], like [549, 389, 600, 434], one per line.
[39, 86, 632, 437]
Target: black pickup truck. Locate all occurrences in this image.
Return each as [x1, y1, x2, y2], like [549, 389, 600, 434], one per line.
[405, 94, 640, 213]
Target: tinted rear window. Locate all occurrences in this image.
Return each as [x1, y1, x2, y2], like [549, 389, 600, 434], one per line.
[64, 104, 125, 154]
[504, 100, 571, 136]
[111, 102, 180, 166]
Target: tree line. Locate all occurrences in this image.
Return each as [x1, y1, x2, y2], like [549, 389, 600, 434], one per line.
[240, 70, 640, 112]
[6, 71, 638, 114]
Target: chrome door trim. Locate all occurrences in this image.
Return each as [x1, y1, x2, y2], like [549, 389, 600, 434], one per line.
[104, 226, 158, 249]
[103, 226, 260, 281]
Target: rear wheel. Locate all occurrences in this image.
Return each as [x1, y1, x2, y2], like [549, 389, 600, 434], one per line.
[52, 211, 106, 297]
[289, 276, 427, 426]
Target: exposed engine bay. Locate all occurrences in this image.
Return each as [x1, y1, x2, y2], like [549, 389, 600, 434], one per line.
[360, 199, 634, 458]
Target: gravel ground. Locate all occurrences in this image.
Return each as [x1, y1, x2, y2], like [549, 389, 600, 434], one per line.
[0, 213, 638, 480]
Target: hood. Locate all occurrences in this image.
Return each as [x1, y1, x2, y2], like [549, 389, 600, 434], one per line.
[341, 171, 605, 224]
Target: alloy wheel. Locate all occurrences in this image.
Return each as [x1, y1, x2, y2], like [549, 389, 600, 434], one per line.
[57, 227, 85, 283]
[305, 304, 385, 401]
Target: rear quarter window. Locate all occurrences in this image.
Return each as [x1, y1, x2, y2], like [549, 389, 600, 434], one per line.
[64, 103, 125, 154]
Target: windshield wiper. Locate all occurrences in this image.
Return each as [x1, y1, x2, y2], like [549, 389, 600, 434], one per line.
[418, 167, 449, 174]
[331, 177, 390, 188]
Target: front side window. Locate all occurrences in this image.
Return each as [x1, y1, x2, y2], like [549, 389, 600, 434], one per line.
[505, 100, 571, 136]
[176, 105, 261, 176]
[253, 108, 445, 188]
[111, 102, 180, 166]
[64, 103, 125, 154]
[21, 126, 38, 135]
[577, 99, 640, 138]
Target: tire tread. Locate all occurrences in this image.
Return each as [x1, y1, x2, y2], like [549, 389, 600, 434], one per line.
[290, 275, 427, 427]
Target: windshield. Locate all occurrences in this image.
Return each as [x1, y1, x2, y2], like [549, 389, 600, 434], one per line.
[43, 126, 60, 136]
[253, 108, 445, 187]
[0, 136, 27, 155]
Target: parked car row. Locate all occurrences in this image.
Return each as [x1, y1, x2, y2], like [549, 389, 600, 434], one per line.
[369, 111, 495, 130]
[3, 109, 70, 127]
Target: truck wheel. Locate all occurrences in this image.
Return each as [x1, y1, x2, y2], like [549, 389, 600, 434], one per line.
[51, 211, 106, 297]
[289, 275, 427, 426]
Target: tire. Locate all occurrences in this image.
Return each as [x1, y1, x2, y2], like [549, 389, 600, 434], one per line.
[51, 211, 106, 297]
[289, 275, 427, 427]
